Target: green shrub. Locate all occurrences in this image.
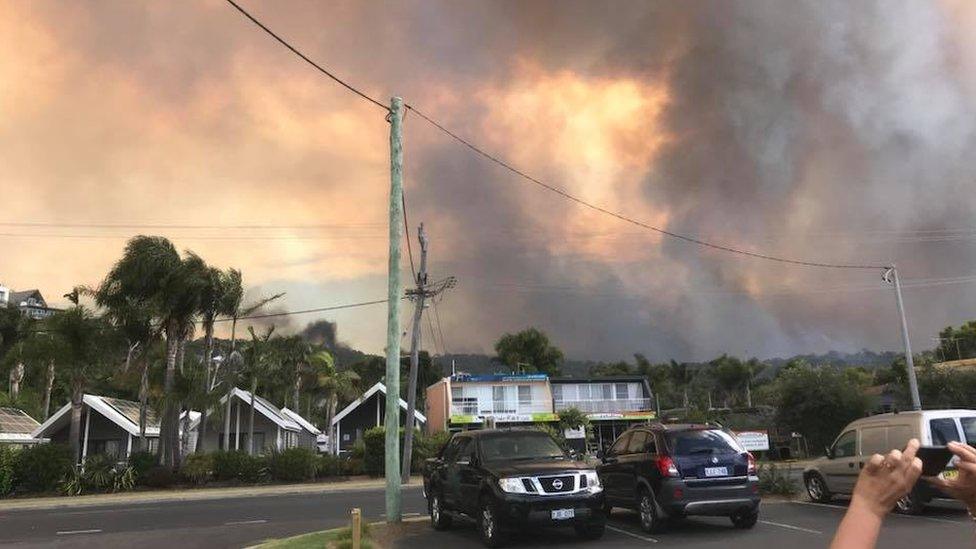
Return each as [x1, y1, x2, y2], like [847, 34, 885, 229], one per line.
[0, 446, 16, 496]
[112, 466, 136, 492]
[412, 431, 451, 472]
[14, 443, 73, 493]
[212, 450, 267, 483]
[83, 454, 116, 491]
[60, 466, 85, 496]
[127, 451, 157, 483]
[144, 466, 177, 488]
[362, 427, 385, 477]
[343, 456, 364, 476]
[316, 453, 342, 478]
[758, 462, 798, 496]
[181, 453, 213, 485]
[268, 448, 317, 482]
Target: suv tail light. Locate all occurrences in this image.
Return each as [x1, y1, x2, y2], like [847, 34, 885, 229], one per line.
[747, 452, 757, 475]
[656, 456, 680, 478]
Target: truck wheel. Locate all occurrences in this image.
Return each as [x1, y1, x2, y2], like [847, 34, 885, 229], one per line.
[430, 492, 452, 530]
[805, 473, 832, 503]
[730, 510, 759, 529]
[638, 488, 666, 534]
[478, 495, 508, 548]
[574, 521, 606, 540]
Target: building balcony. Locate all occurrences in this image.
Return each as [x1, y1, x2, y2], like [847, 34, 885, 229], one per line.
[553, 398, 653, 414]
[449, 401, 556, 424]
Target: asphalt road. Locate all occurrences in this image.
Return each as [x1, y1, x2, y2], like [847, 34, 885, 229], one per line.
[0, 486, 428, 548]
[1, 488, 972, 548]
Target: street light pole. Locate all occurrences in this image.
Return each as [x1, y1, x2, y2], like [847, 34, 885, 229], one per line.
[884, 265, 921, 410]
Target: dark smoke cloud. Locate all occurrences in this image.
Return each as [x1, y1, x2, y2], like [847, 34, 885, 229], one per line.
[6, 1, 976, 363]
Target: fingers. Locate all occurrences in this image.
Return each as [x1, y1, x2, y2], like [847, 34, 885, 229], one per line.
[864, 453, 885, 473]
[902, 439, 920, 463]
[906, 457, 923, 483]
[948, 441, 976, 463]
[958, 461, 976, 475]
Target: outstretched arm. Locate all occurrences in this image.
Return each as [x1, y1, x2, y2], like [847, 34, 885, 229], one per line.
[829, 439, 922, 549]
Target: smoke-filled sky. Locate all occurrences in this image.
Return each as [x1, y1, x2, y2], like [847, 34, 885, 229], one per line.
[3, 0, 976, 362]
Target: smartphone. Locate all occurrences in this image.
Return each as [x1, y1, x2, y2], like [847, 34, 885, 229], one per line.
[916, 446, 953, 476]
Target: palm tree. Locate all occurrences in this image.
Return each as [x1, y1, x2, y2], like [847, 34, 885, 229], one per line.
[242, 326, 277, 455]
[89, 289, 158, 451]
[317, 358, 358, 454]
[188, 259, 232, 453]
[218, 281, 284, 452]
[45, 306, 117, 463]
[99, 236, 205, 467]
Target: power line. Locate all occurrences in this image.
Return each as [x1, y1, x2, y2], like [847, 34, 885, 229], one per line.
[212, 298, 390, 322]
[223, 0, 388, 111]
[431, 298, 449, 354]
[404, 105, 887, 270]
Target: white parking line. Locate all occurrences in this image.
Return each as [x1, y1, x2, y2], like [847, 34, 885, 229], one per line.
[56, 529, 102, 535]
[606, 525, 659, 543]
[759, 520, 822, 534]
[791, 501, 966, 525]
[223, 519, 268, 525]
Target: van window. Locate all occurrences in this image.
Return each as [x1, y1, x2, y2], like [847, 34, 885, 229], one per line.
[930, 418, 961, 445]
[961, 418, 976, 444]
[888, 425, 913, 450]
[834, 430, 857, 458]
[860, 427, 887, 455]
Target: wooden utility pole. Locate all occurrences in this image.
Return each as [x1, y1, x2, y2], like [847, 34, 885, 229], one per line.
[401, 224, 429, 482]
[384, 96, 405, 522]
[401, 226, 456, 482]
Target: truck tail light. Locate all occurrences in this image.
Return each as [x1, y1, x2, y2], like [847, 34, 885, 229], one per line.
[656, 456, 680, 478]
[747, 452, 757, 475]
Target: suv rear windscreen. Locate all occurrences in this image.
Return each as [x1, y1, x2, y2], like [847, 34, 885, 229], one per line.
[668, 429, 743, 456]
[930, 418, 962, 445]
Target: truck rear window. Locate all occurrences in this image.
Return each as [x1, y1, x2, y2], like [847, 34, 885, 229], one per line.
[668, 430, 742, 456]
[480, 432, 565, 461]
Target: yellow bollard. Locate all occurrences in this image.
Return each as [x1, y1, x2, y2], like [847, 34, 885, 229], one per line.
[350, 508, 362, 549]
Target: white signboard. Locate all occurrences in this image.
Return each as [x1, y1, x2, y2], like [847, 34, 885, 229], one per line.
[735, 430, 770, 452]
[564, 427, 585, 440]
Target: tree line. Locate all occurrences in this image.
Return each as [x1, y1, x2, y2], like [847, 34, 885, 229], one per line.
[0, 236, 363, 467]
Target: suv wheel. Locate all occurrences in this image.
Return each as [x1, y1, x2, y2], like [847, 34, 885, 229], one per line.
[574, 520, 606, 540]
[429, 492, 452, 530]
[638, 489, 666, 534]
[730, 510, 759, 529]
[478, 495, 508, 548]
[805, 473, 832, 503]
[894, 491, 926, 515]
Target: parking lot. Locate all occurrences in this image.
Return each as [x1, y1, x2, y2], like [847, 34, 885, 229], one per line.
[395, 499, 975, 548]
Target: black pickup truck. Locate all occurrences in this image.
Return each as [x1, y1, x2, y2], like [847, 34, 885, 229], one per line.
[422, 428, 606, 547]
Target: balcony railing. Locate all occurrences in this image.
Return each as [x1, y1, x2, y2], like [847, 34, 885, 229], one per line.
[450, 401, 552, 416]
[553, 398, 653, 414]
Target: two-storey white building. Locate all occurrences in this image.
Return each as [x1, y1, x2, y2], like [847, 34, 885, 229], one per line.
[425, 373, 656, 453]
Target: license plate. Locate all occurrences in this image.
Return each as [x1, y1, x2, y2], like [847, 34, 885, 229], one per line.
[704, 467, 729, 477]
[943, 470, 959, 480]
[551, 508, 575, 520]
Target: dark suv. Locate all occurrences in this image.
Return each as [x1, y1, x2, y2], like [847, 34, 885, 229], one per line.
[597, 423, 760, 533]
[422, 429, 606, 547]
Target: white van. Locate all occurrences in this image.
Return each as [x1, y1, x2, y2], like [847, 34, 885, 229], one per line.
[803, 409, 976, 514]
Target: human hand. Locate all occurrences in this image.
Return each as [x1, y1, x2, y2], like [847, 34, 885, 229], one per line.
[926, 441, 976, 514]
[850, 438, 923, 519]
